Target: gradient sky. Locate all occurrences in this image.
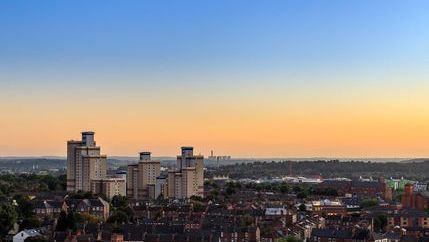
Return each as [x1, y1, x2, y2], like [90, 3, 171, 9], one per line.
[1, 1, 429, 158]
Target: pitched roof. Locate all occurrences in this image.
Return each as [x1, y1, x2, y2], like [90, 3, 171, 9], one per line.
[311, 228, 353, 239]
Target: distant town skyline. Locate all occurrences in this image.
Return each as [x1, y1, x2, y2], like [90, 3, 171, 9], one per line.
[1, 1, 429, 157]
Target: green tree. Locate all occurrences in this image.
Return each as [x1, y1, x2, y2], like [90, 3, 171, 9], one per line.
[20, 216, 41, 230]
[360, 199, 378, 208]
[107, 210, 128, 224]
[75, 212, 102, 224]
[293, 186, 302, 193]
[56, 211, 68, 231]
[13, 194, 34, 218]
[226, 186, 236, 196]
[57, 174, 67, 190]
[66, 211, 77, 231]
[210, 189, 219, 197]
[235, 182, 242, 189]
[0, 204, 18, 235]
[111, 195, 128, 208]
[56, 211, 77, 231]
[278, 235, 303, 242]
[373, 215, 388, 232]
[190, 195, 204, 202]
[280, 184, 290, 194]
[38, 183, 49, 192]
[241, 214, 253, 227]
[297, 191, 308, 199]
[193, 202, 205, 212]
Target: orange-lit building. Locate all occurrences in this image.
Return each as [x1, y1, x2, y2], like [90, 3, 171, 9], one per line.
[312, 200, 347, 216]
[401, 183, 429, 210]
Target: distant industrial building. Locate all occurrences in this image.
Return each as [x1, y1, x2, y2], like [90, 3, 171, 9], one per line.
[207, 150, 231, 161]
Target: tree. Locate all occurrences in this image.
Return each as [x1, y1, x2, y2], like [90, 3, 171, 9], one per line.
[226, 186, 236, 196]
[360, 199, 378, 208]
[107, 210, 128, 224]
[209, 189, 219, 201]
[255, 184, 263, 192]
[260, 222, 274, 238]
[241, 214, 253, 227]
[193, 202, 205, 212]
[20, 216, 41, 230]
[280, 183, 290, 194]
[190, 195, 204, 202]
[56, 211, 77, 232]
[75, 212, 102, 224]
[38, 183, 49, 192]
[211, 182, 219, 189]
[299, 203, 307, 212]
[40, 175, 63, 191]
[56, 211, 68, 231]
[293, 186, 302, 193]
[373, 215, 388, 232]
[325, 188, 338, 196]
[111, 195, 128, 208]
[278, 235, 303, 242]
[0, 204, 18, 235]
[235, 182, 242, 189]
[297, 191, 308, 199]
[120, 206, 134, 221]
[57, 174, 67, 190]
[13, 194, 34, 218]
[66, 212, 77, 231]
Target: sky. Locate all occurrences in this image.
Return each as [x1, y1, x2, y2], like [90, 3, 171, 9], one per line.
[1, 0, 429, 158]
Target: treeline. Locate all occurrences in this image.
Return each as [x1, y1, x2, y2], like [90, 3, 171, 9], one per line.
[212, 160, 429, 181]
[0, 174, 66, 197]
[0, 174, 66, 239]
[0, 158, 66, 170]
[0, 194, 44, 238]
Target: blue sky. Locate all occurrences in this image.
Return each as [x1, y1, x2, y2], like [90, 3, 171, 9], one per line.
[2, 0, 428, 86]
[1, 1, 429, 157]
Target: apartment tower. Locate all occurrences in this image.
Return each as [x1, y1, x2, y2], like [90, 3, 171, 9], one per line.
[127, 152, 161, 200]
[167, 147, 204, 199]
[66, 131, 107, 192]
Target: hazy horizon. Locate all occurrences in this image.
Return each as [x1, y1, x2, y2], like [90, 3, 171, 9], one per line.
[0, 155, 425, 162]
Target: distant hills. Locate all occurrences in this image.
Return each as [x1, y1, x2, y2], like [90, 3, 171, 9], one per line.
[399, 158, 429, 164]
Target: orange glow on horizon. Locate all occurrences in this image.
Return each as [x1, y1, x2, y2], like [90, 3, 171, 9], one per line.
[2, 83, 429, 158]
